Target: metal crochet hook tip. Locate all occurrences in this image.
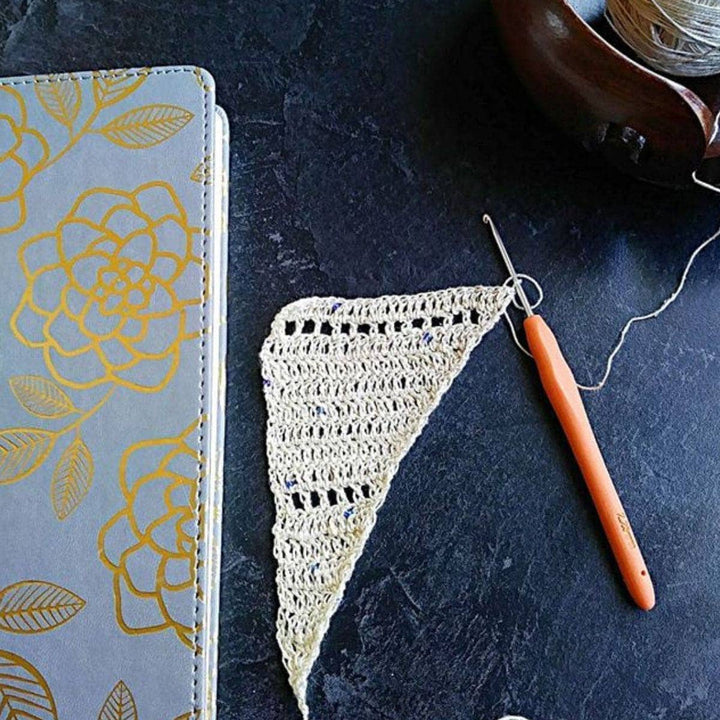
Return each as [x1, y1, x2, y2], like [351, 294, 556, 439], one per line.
[483, 214, 534, 318]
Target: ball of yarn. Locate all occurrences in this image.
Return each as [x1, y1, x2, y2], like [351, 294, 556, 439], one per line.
[606, 0, 720, 77]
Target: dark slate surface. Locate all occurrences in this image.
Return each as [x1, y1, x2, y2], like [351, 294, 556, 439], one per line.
[3, 1, 720, 718]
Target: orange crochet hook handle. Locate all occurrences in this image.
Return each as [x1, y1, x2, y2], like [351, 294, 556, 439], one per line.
[524, 315, 655, 611]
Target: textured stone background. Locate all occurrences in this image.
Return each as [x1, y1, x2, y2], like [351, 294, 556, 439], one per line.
[3, 1, 720, 719]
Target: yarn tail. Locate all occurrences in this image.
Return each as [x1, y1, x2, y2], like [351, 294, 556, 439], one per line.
[294, 679, 309, 720]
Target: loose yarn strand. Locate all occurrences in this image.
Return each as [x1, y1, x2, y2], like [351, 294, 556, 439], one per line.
[578, 207, 720, 391]
[503, 193, 720, 391]
[502, 274, 542, 359]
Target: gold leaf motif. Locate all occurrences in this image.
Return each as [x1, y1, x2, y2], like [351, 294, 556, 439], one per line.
[0, 429, 56, 485]
[97, 105, 194, 148]
[34, 76, 81, 129]
[51, 436, 93, 520]
[93, 68, 150, 109]
[190, 156, 212, 184]
[98, 681, 138, 720]
[9, 375, 77, 418]
[0, 580, 85, 633]
[0, 650, 58, 720]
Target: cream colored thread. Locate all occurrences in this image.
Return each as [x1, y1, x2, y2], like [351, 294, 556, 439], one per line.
[502, 274, 543, 360]
[261, 286, 513, 719]
[606, 0, 720, 77]
[577, 214, 720, 390]
[503, 209, 720, 391]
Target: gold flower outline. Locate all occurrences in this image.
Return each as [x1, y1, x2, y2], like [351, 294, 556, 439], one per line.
[0, 86, 50, 234]
[98, 420, 204, 649]
[11, 181, 205, 392]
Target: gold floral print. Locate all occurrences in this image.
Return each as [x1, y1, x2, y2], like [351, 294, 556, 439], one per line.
[97, 105, 194, 148]
[98, 680, 138, 720]
[0, 649, 58, 720]
[0, 86, 50, 234]
[0, 381, 110, 489]
[190, 156, 212, 184]
[35, 79, 81, 130]
[51, 434, 94, 519]
[98, 420, 204, 649]
[0, 657, 144, 720]
[11, 182, 204, 392]
[0, 580, 85, 634]
[0, 68, 196, 236]
[0, 180, 205, 520]
[9, 374, 77, 418]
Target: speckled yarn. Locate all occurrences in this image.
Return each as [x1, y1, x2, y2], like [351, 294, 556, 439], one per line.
[260, 285, 513, 718]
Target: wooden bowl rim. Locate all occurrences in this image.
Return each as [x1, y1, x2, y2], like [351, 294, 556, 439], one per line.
[559, 0, 716, 141]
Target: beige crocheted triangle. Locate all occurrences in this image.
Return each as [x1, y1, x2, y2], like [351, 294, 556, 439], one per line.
[261, 285, 513, 718]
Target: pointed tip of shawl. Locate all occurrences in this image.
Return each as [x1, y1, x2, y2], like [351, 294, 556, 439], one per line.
[290, 676, 310, 720]
[297, 695, 310, 720]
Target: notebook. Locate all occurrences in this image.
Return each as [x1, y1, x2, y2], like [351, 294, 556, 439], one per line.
[0, 66, 227, 720]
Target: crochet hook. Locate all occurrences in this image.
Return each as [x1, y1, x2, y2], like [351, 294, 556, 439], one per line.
[483, 215, 655, 612]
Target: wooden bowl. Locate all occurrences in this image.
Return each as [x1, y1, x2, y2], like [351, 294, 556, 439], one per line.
[491, 0, 720, 187]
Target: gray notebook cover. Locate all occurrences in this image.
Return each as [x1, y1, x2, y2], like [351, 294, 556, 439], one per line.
[0, 66, 227, 720]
